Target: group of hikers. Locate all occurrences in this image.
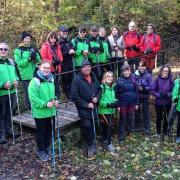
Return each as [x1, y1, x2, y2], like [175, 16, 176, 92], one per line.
[0, 21, 179, 162]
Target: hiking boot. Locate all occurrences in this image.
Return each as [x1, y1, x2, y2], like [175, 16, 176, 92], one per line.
[6, 131, 20, 139]
[107, 144, 115, 152]
[176, 137, 180, 143]
[45, 147, 52, 157]
[37, 150, 49, 161]
[87, 146, 96, 160]
[0, 136, 7, 144]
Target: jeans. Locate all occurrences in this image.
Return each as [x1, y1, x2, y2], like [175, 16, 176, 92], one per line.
[22, 80, 31, 110]
[0, 95, 13, 137]
[34, 117, 55, 151]
[118, 105, 135, 140]
[135, 98, 150, 133]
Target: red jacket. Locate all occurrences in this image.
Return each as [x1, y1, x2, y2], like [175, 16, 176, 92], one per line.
[123, 31, 142, 58]
[140, 33, 161, 59]
[40, 42, 63, 73]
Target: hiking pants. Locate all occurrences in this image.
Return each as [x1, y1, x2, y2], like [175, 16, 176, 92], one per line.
[22, 80, 31, 110]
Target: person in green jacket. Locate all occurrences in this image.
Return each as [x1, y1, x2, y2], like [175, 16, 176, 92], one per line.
[71, 26, 89, 71]
[28, 61, 59, 161]
[172, 77, 180, 143]
[0, 42, 19, 144]
[98, 71, 117, 152]
[14, 31, 41, 110]
[88, 25, 104, 81]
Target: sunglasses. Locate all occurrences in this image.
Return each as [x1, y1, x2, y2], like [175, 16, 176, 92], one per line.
[79, 30, 86, 33]
[0, 48, 8, 51]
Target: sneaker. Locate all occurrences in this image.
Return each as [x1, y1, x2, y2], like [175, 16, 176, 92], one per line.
[45, 147, 52, 157]
[87, 146, 96, 160]
[0, 136, 7, 144]
[176, 137, 180, 143]
[107, 144, 115, 152]
[37, 150, 49, 161]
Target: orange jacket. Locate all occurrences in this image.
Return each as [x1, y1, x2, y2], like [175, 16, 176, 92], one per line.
[40, 42, 63, 73]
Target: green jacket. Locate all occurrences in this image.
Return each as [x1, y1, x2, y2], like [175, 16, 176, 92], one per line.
[71, 36, 89, 67]
[0, 58, 18, 96]
[172, 78, 180, 112]
[28, 77, 56, 118]
[14, 45, 41, 80]
[98, 83, 117, 114]
[88, 36, 102, 64]
[98, 38, 111, 63]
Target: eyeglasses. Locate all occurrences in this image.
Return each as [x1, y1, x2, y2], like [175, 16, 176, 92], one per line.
[0, 48, 8, 51]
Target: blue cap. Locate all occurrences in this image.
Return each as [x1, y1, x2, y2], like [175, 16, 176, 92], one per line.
[59, 26, 68, 32]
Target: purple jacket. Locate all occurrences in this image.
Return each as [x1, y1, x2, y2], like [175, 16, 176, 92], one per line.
[132, 70, 153, 99]
[152, 76, 174, 105]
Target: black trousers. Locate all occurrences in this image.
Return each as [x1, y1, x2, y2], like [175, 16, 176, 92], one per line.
[52, 73, 61, 100]
[22, 80, 31, 110]
[34, 117, 55, 151]
[80, 118, 94, 147]
[99, 114, 113, 144]
[155, 104, 171, 135]
[0, 94, 13, 137]
[177, 112, 180, 137]
[61, 65, 73, 100]
[127, 57, 140, 72]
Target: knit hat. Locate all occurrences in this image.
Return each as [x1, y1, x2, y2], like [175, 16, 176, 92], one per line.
[90, 25, 98, 31]
[21, 31, 32, 40]
[59, 26, 68, 32]
[121, 64, 130, 72]
[81, 59, 91, 68]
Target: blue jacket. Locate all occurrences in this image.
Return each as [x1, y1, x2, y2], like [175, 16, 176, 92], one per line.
[132, 70, 153, 99]
[114, 75, 139, 106]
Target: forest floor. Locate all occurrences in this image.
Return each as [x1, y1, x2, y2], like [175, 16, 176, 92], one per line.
[0, 122, 179, 180]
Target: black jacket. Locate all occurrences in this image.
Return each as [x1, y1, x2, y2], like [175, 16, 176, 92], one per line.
[71, 71, 102, 119]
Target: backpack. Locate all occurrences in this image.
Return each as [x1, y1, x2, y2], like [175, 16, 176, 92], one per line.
[34, 77, 54, 89]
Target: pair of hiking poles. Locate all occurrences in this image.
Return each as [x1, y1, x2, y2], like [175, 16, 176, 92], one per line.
[7, 86, 23, 144]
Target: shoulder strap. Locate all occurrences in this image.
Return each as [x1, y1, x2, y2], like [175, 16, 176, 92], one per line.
[7, 58, 15, 66]
[34, 77, 41, 89]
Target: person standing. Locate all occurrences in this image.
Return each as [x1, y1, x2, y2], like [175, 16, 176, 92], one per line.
[71, 60, 102, 159]
[172, 76, 180, 143]
[0, 43, 19, 144]
[123, 21, 141, 71]
[59, 26, 75, 101]
[14, 31, 41, 110]
[133, 61, 152, 135]
[40, 31, 63, 100]
[140, 24, 161, 73]
[71, 26, 89, 71]
[114, 64, 139, 143]
[152, 65, 174, 140]
[28, 61, 59, 161]
[98, 71, 117, 152]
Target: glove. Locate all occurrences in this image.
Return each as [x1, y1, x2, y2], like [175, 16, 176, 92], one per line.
[174, 98, 178, 103]
[91, 47, 99, 54]
[125, 46, 131, 50]
[131, 44, 139, 52]
[106, 101, 118, 108]
[144, 47, 152, 55]
[29, 48, 37, 60]
[52, 57, 61, 66]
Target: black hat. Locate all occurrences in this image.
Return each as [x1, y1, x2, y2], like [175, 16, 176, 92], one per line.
[79, 26, 86, 32]
[81, 59, 91, 68]
[59, 26, 68, 32]
[21, 31, 32, 40]
[121, 64, 130, 72]
[90, 25, 98, 31]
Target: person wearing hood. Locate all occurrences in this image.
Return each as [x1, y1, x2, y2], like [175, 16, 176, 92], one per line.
[152, 65, 174, 140]
[59, 26, 75, 101]
[14, 31, 41, 110]
[140, 24, 161, 73]
[114, 63, 139, 143]
[123, 21, 142, 71]
[71, 60, 102, 160]
[40, 31, 63, 100]
[0, 43, 19, 144]
[28, 61, 59, 161]
[132, 61, 152, 135]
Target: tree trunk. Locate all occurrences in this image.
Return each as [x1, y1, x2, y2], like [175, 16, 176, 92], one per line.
[54, 0, 60, 22]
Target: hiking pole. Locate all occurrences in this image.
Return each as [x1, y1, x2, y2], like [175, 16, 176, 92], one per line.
[56, 109, 61, 160]
[107, 114, 112, 145]
[91, 109, 96, 141]
[51, 116, 56, 170]
[8, 88, 15, 145]
[15, 87, 23, 141]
